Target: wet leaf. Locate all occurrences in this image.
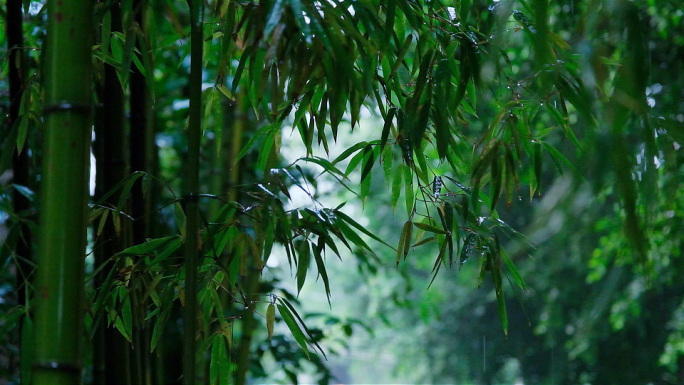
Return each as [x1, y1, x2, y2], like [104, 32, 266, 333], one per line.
[490, 149, 502, 210]
[332, 141, 368, 165]
[391, 164, 404, 209]
[396, 220, 413, 266]
[404, 165, 414, 216]
[266, 303, 275, 340]
[460, 233, 477, 266]
[210, 335, 230, 385]
[502, 251, 527, 290]
[312, 241, 331, 305]
[380, 108, 396, 149]
[533, 141, 542, 196]
[335, 210, 395, 250]
[360, 144, 375, 184]
[278, 297, 327, 359]
[118, 236, 179, 256]
[414, 221, 449, 235]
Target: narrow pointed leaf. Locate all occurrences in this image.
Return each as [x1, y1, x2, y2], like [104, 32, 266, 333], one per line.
[296, 240, 310, 294]
[414, 221, 449, 235]
[266, 304, 275, 340]
[396, 220, 413, 266]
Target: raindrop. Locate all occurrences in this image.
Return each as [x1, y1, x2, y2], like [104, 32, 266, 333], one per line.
[654, 156, 662, 169]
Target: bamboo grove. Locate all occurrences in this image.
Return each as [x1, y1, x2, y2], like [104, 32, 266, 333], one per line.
[1, 0, 680, 384]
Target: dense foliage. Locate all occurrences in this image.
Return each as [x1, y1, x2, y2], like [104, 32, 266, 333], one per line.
[1, 0, 682, 384]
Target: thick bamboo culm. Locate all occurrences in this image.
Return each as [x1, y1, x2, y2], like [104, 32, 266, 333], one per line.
[32, 1, 94, 384]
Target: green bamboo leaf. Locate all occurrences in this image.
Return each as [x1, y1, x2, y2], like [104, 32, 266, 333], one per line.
[264, 0, 285, 36]
[504, 145, 518, 206]
[266, 303, 275, 340]
[315, 92, 328, 139]
[460, 0, 472, 21]
[460, 233, 476, 266]
[209, 333, 230, 385]
[496, 283, 508, 337]
[414, 221, 449, 235]
[150, 287, 175, 353]
[334, 210, 395, 250]
[115, 288, 133, 342]
[232, 44, 255, 92]
[296, 240, 310, 293]
[542, 142, 575, 174]
[332, 141, 368, 165]
[256, 129, 276, 173]
[391, 164, 403, 209]
[148, 236, 183, 266]
[112, 211, 122, 239]
[210, 335, 221, 385]
[472, 141, 499, 184]
[262, 216, 276, 265]
[360, 145, 375, 184]
[333, 216, 374, 253]
[248, 48, 267, 113]
[501, 251, 527, 290]
[382, 145, 393, 182]
[555, 76, 596, 127]
[404, 165, 414, 216]
[150, 313, 163, 353]
[442, 203, 454, 232]
[236, 124, 273, 163]
[434, 107, 450, 160]
[380, 108, 396, 149]
[396, 220, 412, 266]
[92, 171, 144, 207]
[312, 241, 331, 305]
[96, 208, 109, 236]
[413, 236, 437, 248]
[344, 145, 366, 176]
[428, 238, 449, 289]
[384, 0, 396, 44]
[278, 297, 327, 359]
[276, 303, 310, 357]
[533, 141, 542, 196]
[546, 104, 580, 148]
[209, 286, 228, 330]
[490, 149, 502, 210]
[118, 235, 179, 256]
[390, 34, 413, 80]
[300, 156, 346, 178]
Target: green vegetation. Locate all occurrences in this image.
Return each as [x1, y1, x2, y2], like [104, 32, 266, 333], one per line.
[0, 0, 682, 384]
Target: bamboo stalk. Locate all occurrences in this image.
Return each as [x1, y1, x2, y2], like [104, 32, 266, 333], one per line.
[183, 1, 204, 384]
[32, 1, 93, 384]
[94, 3, 134, 384]
[128, 3, 155, 381]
